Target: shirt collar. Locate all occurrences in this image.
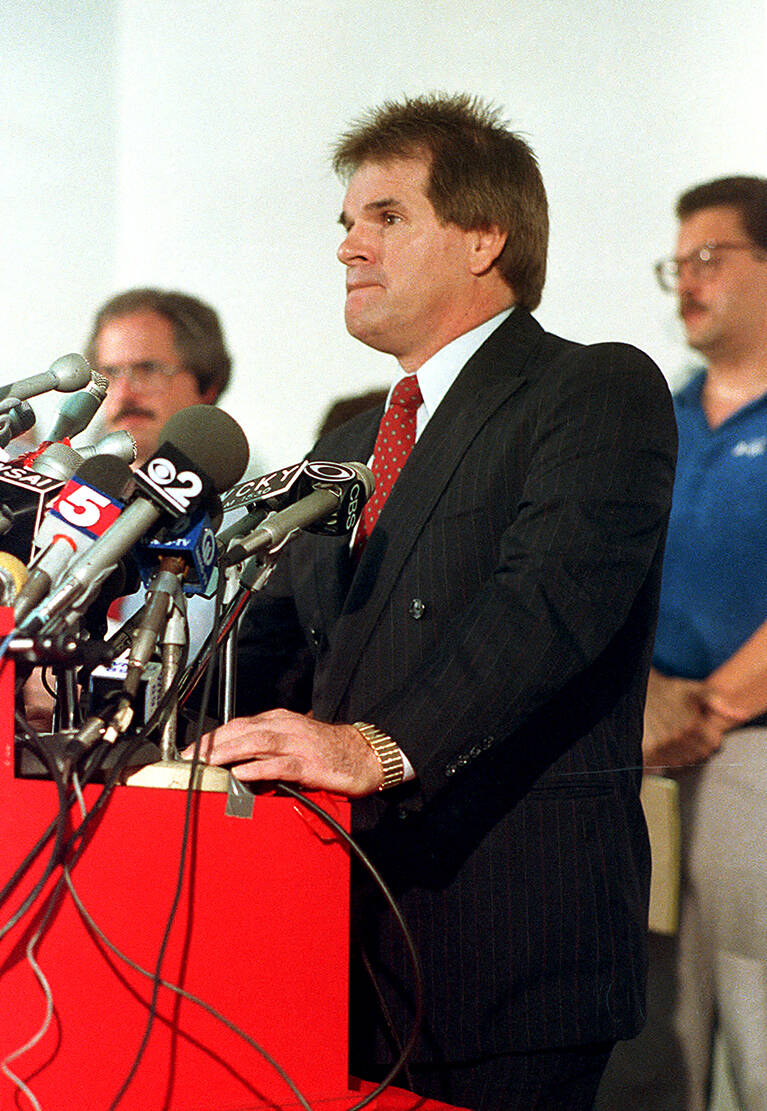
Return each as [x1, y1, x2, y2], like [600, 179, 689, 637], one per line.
[386, 307, 514, 425]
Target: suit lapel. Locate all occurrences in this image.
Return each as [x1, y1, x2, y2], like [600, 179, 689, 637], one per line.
[318, 309, 544, 719]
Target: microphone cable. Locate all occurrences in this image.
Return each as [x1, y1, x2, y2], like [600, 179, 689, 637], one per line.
[0, 711, 70, 939]
[105, 563, 228, 1109]
[274, 781, 425, 1111]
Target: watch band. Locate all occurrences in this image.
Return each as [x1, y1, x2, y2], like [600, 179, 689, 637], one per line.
[353, 721, 405, 790]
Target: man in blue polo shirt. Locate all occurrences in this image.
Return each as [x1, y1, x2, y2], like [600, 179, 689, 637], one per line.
[598, 176, 767, 1109]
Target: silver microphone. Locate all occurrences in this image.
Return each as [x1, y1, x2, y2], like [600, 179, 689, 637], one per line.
[0, 353, 92, 404]
[46, 371, 109, 441]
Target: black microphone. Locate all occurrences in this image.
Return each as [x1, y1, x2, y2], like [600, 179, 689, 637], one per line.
[20, 406, 249, 634]
[221, 460, 306, 513]
[46, 371, 109, 442]
[0, 353, 92, 404]
[0, 401, 36, 450]
[0, 462, 66, 563]
[222, 461, 374, 565]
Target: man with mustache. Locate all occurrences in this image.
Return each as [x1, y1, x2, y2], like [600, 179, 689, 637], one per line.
[191, 93, 677, 1110]
[21, 289, 235, 731]
[597, 176, 767, 1109]
[85, 287, 231, 464]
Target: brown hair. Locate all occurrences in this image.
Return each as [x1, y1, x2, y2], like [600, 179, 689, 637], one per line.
[332, 92, 548, 310]
[85, 288, 232, 397]
[676, 176, 767, 252]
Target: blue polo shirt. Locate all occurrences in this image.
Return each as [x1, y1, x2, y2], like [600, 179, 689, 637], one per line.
[653, 370, 767, 679]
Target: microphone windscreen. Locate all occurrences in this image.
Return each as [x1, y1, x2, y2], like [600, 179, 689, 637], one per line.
[0, 551, 28, 603]
[72, 454, 134, 501]
[30, 441, 83, 482]
[159, 406, 249, 493]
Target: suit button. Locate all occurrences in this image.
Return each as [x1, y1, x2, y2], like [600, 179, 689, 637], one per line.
[309, 626, 321, 646]
[408, 597, 425, 619]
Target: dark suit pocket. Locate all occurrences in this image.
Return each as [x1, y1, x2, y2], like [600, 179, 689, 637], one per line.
[527, 772, 617, 799]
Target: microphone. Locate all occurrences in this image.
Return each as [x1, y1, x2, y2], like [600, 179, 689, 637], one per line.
[0, 551, 28, 604]
[222, 461, 373, 565]
[0, 461, 66, 563]
[0, 353, 92, 405]
[46, 371, 109, 442]
[135, 505, 219, 596]
[0, 401, 36, 450]
[20, 406, 249, 634]
[27, 440, 84, 482]
[13, 455, 134, 624]
[221, 460, 306, 513]
[78, 430, 137, 465]
[0, 443, 86, 558]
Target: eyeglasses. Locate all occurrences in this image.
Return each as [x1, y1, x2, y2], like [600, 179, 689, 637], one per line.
[654, 241, 766, 292]
[98, 361, 184, 389]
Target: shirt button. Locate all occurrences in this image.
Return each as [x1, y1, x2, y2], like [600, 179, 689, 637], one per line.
[408, 597, 425, 619]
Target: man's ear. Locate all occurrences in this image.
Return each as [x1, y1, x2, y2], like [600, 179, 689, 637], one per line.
[198, 386, 220, 405]
[467, 225, 507, 276]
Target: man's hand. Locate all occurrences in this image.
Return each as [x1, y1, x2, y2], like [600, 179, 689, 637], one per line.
[181, 709, 384, 796]
[642, 669, 725, 771]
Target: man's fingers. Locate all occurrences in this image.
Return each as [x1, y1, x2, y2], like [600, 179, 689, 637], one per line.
[182, 718, 269, 764]
[230, 755, 304, 782]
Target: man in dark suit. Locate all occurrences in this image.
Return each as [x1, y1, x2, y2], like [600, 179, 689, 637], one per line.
[190, 93, 677, 1110]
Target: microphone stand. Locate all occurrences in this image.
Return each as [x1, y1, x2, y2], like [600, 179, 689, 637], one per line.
[159, 594, 188, 759]
[219, 610, 242, 725]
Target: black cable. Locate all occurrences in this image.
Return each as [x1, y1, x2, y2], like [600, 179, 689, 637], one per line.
[358, 942, 415, 1091]
[0, 715, 70, 939]
[40, 666, 56, 700]
[176, 585, 250, 707]
[63, 865, 314, 1111]
[107, 570, 227, 1109]
[274, 781, 424, 1111]
[0, 731, 114, 917]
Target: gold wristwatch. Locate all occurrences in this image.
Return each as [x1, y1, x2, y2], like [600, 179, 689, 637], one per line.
[353, 722, 405, 790]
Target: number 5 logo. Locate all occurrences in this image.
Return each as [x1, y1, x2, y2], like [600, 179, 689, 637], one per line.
[53, 481, 122, 535]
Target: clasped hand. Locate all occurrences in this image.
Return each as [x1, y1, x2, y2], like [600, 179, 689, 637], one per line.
[642, 670, 727, 771]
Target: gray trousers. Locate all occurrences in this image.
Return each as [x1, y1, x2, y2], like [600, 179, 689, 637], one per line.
[596, 730, 767, 1110]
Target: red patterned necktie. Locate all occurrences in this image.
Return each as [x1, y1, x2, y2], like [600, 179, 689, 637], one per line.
[354, 373, 423, 553]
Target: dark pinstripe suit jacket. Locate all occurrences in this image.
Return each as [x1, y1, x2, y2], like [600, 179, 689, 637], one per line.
[237, 308, 677, 1063]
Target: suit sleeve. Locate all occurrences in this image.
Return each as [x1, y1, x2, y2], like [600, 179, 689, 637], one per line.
[365, 342, 677, 801]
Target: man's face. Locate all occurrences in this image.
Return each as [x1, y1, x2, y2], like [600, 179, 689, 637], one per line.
[337, 157, 481, 371]
[675, 206, 767, 360]
[95, 309, 216, 463]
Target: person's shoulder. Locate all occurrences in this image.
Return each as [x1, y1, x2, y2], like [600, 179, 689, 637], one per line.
[534, 328, 669, 392]
[672, 367, 705, 404]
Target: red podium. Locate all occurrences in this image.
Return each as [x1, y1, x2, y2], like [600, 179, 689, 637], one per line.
[0, 613, 467, 1111]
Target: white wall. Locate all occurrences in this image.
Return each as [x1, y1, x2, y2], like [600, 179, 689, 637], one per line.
[0, 1, 117, 413]
[2, 0, 766, 469]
